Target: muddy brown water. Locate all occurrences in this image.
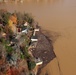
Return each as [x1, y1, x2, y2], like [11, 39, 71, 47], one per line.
[0, 0, 76, 75]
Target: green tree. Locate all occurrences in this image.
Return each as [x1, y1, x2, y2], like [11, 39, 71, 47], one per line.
[2, 12, 11, 25]
[5, 45, 13, 53]
[0, 9, 11, 25]
[23, 13, 34, 24]
[28, 61, 36, 70]
[16, 12, 24, 25]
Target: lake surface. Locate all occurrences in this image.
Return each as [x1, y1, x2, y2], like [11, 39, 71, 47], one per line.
[0, 0, 76, 75]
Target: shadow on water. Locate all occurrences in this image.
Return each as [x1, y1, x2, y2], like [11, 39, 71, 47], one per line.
[42, 29, 61, 43]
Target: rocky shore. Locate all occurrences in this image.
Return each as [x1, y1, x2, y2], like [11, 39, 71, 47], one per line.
[31, 23, 56, 75]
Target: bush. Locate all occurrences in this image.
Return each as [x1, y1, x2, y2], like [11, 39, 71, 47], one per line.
[5, 45, 13, 53]
[2, 13, 11, 25]
[20, 53, 25, 59]
[29, 73, 32, 75]
[24, 46, 30, 58]
[23, 13, 34, 24]
[27, 61, 36, 70]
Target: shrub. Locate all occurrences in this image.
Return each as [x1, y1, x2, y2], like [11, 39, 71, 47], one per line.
[27, 61, 36, 70]
[23, 13, 34, 24]
[5, 45, 13, 53]
[20, 53, 25, 59]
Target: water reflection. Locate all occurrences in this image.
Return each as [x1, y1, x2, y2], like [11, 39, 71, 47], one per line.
[0, 0, 62, 14]
[0, 0, 62, 4]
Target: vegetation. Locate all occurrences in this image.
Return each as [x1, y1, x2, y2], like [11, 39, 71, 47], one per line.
[27, 60, 36, 70]
[0, 9, 34, 26]
[15, 12, 34, 26]
[2, 12, 11, 25]
[0, 9, 36, 75]
[0, 27, 3, 32]
[5, 45, 13, 53]
[20, 35, 36, 70]
[23, 13, 34, 24]
[0, 37, 13, 53]
[0, 9, 11, 25]
[16, 12, 24, 25]
[10, 13, 17, 24]
[0, 50, 2, 59]
[20, 53, 25, 59]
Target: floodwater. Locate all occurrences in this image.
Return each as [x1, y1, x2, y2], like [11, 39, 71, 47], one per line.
[0, 0, 76, 75]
